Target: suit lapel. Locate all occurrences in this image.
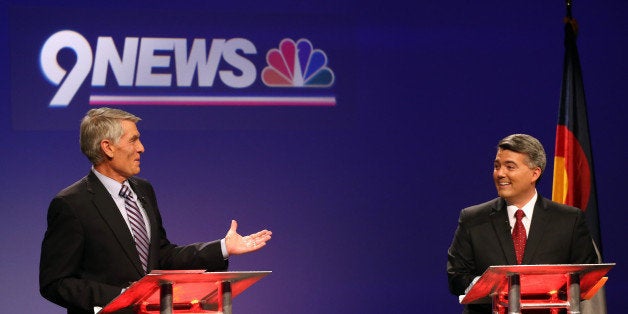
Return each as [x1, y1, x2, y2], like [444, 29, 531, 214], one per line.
[522, 197, 551, 264]
[489, 198, 518, 265]
[87, 172, 145, 275]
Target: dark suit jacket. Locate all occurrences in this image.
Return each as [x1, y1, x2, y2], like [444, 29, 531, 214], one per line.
[40, 171, 228, 314]
[447, 196, 597, 314]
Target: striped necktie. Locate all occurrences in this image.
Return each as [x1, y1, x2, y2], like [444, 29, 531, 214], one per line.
[119, 184, 149, 272]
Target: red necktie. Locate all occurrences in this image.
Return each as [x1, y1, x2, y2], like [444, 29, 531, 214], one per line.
[512, 209, 527, 264]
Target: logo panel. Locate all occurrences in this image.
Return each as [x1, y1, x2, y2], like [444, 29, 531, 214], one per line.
[10, 7, 352, 130]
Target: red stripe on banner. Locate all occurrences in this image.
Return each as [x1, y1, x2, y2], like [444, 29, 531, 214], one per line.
[89, 95, 337, 107]
[554, 125, 591, 211]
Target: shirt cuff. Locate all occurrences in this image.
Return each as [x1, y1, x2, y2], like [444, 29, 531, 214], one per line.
[221, 238, 229, 259]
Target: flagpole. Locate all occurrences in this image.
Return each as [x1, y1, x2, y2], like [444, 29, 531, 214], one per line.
[555, 2, 609, 312]
[565, 0, 577, 35]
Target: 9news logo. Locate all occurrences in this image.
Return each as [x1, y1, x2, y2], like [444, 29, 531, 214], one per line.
[39, 30, 335, 107]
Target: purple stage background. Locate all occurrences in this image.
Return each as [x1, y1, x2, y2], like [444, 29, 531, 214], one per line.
[1, 1, 626, 313]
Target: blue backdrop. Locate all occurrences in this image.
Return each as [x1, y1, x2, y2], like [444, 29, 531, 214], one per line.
[1, 1, 626, 313]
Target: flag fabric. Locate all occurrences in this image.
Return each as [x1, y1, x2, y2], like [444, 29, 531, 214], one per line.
[552, 16, 606, 314]
[552, 17, 602, 253]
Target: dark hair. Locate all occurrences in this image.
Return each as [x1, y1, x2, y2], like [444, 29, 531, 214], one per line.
[497, 134, 547, 175]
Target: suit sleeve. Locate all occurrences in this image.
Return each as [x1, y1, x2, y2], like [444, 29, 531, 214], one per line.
[137, 181, 229, 272]
[154, 219, 228, 271]
[570, 209, 598, 264]
[447, 209, 477, 296]
[39, 197, 122, 311]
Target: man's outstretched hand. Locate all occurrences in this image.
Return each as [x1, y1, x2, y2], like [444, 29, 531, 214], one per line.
[224, 220, 272, 255]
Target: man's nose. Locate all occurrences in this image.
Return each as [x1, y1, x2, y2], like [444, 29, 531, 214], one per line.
[494, 167, 505, 177]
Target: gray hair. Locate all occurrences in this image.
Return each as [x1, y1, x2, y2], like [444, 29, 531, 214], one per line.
[80, 108, 141, 165]
[497, 134, 547, 175]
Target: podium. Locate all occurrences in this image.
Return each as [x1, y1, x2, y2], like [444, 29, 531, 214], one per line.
[99, 270, 271, 314]
[461, 263, 614, 314]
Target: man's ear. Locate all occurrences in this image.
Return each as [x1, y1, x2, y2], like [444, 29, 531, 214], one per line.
[101, 139, 115, 158]
[531, 167, 542, 182]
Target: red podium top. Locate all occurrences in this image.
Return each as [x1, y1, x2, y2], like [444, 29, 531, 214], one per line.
[100, 270, 271, 313]
[461, 263, 614, 305]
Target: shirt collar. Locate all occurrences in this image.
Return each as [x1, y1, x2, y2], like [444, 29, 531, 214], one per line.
[506, 190, 537, 220]
[92, 167, 126, 199]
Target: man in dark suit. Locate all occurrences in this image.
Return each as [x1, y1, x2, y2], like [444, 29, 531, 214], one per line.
[40, 108, 272, 314]
[447, 134, 597, 314]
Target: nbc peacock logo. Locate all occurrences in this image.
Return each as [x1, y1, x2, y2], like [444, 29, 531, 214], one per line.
[262, 38, 335, 87]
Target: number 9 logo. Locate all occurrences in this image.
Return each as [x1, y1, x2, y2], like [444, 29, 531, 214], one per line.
[40, 30, 93, 107]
